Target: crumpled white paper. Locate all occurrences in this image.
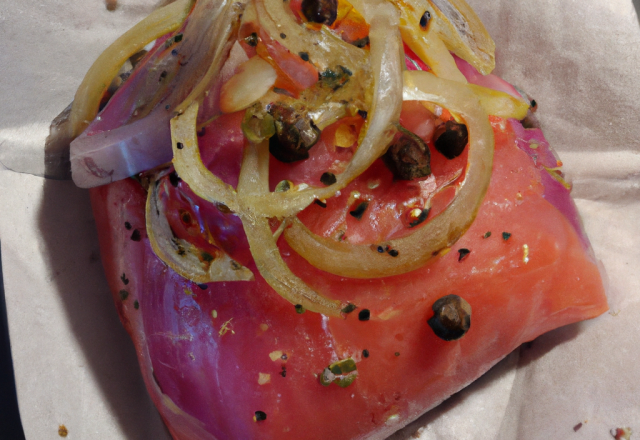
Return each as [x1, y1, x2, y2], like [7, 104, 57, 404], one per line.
[0, 0, 639, 439]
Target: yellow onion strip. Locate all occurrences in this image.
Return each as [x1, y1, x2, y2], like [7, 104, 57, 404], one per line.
[396, 0, 467, 83]
[283, 70, 494, 278]
[171, 102, 240, 212]
[255, 0, 368, 72]
[70, 0, 195, 138]
[426, 0, 495, 74]
[237, 141, 344, 317]
[240, 3, 403, 218]
[404, 82, 530, 120]
[146, 177, 254, 283]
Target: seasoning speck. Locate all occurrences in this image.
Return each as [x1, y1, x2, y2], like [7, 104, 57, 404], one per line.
[573, 422, 582, 432]
[58, 424, 68, 437]
[341, 303, 357, 314]
[280, 33, 287, 39]
[299, 51, 309, 61]
[320, 172, 337, 186]
[197, 283, 208, 290]
[419, 10, 431, 29]
[119, 290, 129, 301]
[377, 246, 384, 253]
[358, 309, 371, 321]
[457, 248, 470, 261]
[314, 199, 327, 208]
[120, 273, 129, 285]
[349, 201, 369, 220]
[502, 232, 512, 241]
[176, 142, 184, 150]
[124, 221, 132, 230]
[362, 349, 369, 358]
[394, 352, 400, 357]
[388, 249, 399, 257]
[254, 410, 267, 422]
[295, 304, 306, 314]
[134, 300, 139, 310]
[169, 171, 180, 187]
[483, 231, 491, 239]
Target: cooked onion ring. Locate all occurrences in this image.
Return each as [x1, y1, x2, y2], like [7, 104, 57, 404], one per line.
[283, 70, 494, 278]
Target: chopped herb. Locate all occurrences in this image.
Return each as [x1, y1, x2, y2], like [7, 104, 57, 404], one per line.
[176, 142, 184, 150]
[329, 358, 357, 375]
[254, 411, 267, 422]
[358, 309, 370, 321]
[362, 349, 370, 358]
[124, 221, 132, 230]
[395, 352, 400, 357]
[201, 251, 214, 262]
[197, 283, 208, 290]
[320, 172, 337, 186]
[336, 374, 357, 388]
[357, 109, 368, 120]
[457, 248, 470, 261]
[314, 199, 327, 208]
[502, 232, 512, 241]
[484, 231, 492, 239]
[428, 294, 472, 340]
[295, 304, 305, 314]
[244, 32, 258, 47]
[169, 171, 180, 187]
[409, 208, 430, 227]
[388, 249, 399, 257]
[319, 65, 352, 90]
[352, 36, 369, 48]
[275, 180, 293, 192]
[349, 201, 369, 220]
[280, 33, 286, 39]
[419, 10, 431, 29]
[341, 303, 357, 314]
[299, 51, 309, 61]
[120, 273, 129, 285]
[130, 229, 141, 241]
[174, 34, 183, 43]
[134, 300, 139, 310]
[119, 289, 129, 301]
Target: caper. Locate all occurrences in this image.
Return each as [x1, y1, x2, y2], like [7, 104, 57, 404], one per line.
[434, 120, 468, 159]
[301, 0, 338, 25]
[427, 294, 471, 341]
[382, 126, 431, 180]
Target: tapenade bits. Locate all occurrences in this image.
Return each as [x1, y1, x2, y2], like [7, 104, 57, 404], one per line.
[268, 104, 321, 163]
[428, 294, 471, 341]
[434, 120, 469, 160]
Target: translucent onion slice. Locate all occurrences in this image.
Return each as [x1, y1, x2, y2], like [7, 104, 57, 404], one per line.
[396, 1, 467, 83]
[284, 70, 494, 278]
[237, 141, 344, 317]
[240, 4, 403, 218]
[403, 80, 529, 120]
[219, 56, 278, 113]
[255, 0, 368, 72]
[171, 102, 240, 212]
[69, 0, 195, 138]
[427, 0, 495, 74]
[146, 177, 254, 283]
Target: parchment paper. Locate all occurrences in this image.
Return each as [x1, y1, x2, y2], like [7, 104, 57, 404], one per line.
[1, 0, 639, 438]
